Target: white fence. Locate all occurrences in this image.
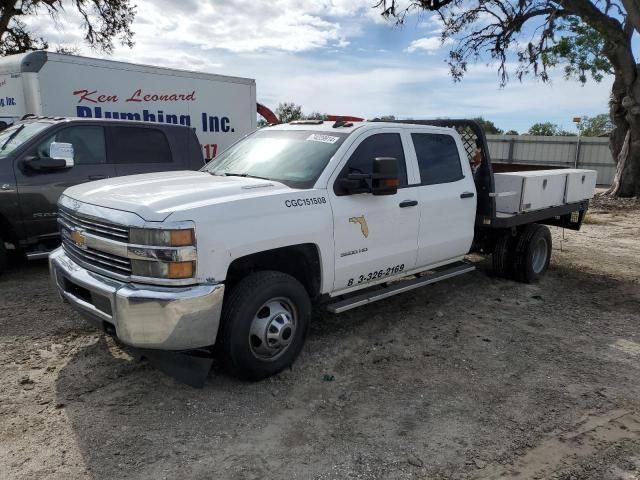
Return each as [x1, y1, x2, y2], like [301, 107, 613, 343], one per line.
[486, 134, 616, 185]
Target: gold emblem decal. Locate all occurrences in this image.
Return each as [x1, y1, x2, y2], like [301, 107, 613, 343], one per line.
[349, 216, 369, 238]
[71, 229, 86, 249]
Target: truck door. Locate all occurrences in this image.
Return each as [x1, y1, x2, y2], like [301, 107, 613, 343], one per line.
[407, 130, 476, 268]
[329, 129, 420, 292]
[108, 126, 182, 177]
[14, 124, 115, 243]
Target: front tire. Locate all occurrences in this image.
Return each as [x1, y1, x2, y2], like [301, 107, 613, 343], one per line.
[219, 271, 311, 380]
[513, 224, 552, 283]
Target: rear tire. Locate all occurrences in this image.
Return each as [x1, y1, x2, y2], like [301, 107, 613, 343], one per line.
[492, 232, 515, 279]
[219, 270, 311, 381]
[513, 224, 552, 283]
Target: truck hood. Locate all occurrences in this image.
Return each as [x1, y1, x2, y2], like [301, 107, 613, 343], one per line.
[63, 171, 291, 221]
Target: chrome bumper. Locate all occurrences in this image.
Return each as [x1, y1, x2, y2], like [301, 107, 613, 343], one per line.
[49, 248, 224, 350]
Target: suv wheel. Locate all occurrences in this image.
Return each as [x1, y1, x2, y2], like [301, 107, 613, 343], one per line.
[219, 271, 311, 380]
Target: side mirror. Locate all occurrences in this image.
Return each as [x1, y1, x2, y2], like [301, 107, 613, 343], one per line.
[23, 142, 75, 172]
[336, 157, 400, 196]
[49, 142, 75, 167]
[371, 157, 399, 196]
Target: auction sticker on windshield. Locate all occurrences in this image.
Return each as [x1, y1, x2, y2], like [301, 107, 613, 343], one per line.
[306, 134, 340, 144]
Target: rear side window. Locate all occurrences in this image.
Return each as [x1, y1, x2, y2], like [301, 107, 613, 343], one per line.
[37, 126, 107, 164]
[411, 133, 463, 185]
[340, 133, 408, 186]
[110, 127, 172, 164]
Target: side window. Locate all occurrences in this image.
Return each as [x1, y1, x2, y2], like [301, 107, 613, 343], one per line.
[339, 133, 408, 186]
[411, 133, 464, 185]
[37, 126, 107, 164]
[110, 127, 172, 164]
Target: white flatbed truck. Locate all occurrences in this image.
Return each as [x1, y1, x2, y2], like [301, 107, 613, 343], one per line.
[49, 119, 596, 381]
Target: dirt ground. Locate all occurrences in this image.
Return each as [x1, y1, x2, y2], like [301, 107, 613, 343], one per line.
[1, 198, 639, 480]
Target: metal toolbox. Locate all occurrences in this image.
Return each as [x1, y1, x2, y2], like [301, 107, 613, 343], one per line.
[563, 169, 597, 203]
[494, 170, 568, 214]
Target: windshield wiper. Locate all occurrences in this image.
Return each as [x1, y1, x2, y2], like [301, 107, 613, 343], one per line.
[1, 124, 25, 151]
[221, 172, 271, 181]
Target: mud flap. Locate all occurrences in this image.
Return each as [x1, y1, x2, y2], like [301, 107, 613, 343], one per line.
[134, 349, 214, 388]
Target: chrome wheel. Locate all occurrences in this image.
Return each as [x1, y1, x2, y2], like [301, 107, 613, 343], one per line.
[531, 236, 548, 274]
[249, 297, 297, 361]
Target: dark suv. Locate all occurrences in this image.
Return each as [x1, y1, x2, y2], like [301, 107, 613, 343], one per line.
[0, 117, 204, 272]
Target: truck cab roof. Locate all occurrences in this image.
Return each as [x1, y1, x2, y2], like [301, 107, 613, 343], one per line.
[269, 120, 456, 136]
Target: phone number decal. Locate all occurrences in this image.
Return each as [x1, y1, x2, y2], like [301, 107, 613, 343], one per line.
[347, 264, 405, 287]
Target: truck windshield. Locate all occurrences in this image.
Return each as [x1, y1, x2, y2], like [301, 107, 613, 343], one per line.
[204, 129, 349, 188]
[0, 121, 51, 158]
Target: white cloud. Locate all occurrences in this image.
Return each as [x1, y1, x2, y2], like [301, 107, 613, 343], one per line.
[25, 0, 378, 55]
[405, 36, 453, 53]
[18, 0, 612, 133]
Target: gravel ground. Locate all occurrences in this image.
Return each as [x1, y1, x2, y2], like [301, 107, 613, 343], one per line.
[1, 201, 639, 480]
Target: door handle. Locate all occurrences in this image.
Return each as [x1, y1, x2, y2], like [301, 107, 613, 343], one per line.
[460, 192, 475, 199]
[399, 200, 418, 208]
[88, 175, 107, 181]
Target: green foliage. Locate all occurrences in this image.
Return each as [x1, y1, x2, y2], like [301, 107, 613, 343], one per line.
[528, 122, 576, 136]
[578, 113, 613, 137]
[528, 122, 558, 136]
[543, 18, 612, 84]
[0, 0, 135, 56]
[378, 0, 620, 86]
[504, 130, 519, 135]
[275, 103, 303, 123]
[304, 111, 326, 120]
[473, 117, 503, 135]
[274, 103, 328, 123]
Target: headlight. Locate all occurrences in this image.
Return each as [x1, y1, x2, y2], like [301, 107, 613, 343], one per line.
[128, 226, 196, 280]
[129, 228, 195, 247]
[131, 259, 195, 279]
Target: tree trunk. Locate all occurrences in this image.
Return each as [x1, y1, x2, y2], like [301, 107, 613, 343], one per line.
[606, 69, 640, 197]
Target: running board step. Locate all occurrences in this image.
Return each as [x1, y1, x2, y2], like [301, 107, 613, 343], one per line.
[326, 262, 475, 314]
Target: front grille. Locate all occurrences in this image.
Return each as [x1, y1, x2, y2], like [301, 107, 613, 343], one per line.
[58, 206, 132, 278]
[58, 207, 129, 242]
[61, 235, 132, 276]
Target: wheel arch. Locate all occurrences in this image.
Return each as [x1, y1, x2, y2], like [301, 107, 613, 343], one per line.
[224, 243, 323, 299]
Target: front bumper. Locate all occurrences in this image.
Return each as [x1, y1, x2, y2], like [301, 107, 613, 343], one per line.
[49, 248, 224, 350]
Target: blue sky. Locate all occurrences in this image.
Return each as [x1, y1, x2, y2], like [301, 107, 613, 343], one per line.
[29, 0, 613, 133]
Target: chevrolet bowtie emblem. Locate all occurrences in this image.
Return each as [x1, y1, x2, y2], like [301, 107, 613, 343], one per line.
[71, 229, 87, 249]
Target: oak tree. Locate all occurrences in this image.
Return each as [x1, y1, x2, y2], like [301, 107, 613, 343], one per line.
[378, 0, 640, 196]
[0, 0, 135, 56]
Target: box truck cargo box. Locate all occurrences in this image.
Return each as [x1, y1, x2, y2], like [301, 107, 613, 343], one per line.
[0, 51, 257, 161]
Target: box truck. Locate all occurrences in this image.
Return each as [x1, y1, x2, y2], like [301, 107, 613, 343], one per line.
[0, 51, 258, 161]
